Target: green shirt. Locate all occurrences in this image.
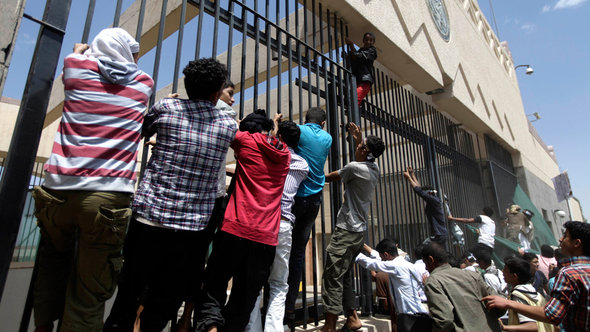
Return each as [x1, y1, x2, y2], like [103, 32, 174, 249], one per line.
[425, 264, 504, 332]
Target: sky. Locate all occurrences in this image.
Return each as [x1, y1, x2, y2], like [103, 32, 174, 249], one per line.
[477, 0, 590, 219]
[2, 0, 589, 218]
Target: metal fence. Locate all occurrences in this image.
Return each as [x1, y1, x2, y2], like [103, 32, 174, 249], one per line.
[3, 0, 490, 330]
[0, 157, 44, 264]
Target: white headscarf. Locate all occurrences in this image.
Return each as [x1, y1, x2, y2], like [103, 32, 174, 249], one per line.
[86, 28, 139, 63]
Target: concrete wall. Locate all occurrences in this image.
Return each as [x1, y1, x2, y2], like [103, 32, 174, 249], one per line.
[0, 97, 58, 160]
[0, 0, 26, 96]
[515, 166, 570, 242]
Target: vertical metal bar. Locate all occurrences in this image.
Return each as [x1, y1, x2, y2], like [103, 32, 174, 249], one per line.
[383, 75, 398, 242]
[265, 0, 271, 111]
[172, 0, 188, 94]
[212, 0, 221, 58]
[81, 0, 96, 43]
[239, 3, 247, 118]
[0, 0, 72, 303]
[285, 0, 293, 118]
[252, 0, 260, 110]
[275, 0, 282, 114]
[113, 0, 123, 27]
[195, 0, 206, 59]
[139, 0, 168, 182]
[227, 0, 235, 78]
[135, 0, 148, 42]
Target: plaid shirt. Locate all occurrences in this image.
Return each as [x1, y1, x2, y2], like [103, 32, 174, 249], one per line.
[132, 98, 237, 231]
[544, 256, 590, 331]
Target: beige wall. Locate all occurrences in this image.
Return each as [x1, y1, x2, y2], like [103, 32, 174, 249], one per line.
[314, 0, 561, 189]
[1, 97, 59, 161]
[14, 0, 567, 199]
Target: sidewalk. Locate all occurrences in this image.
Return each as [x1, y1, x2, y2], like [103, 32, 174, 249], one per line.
[293, 314, 392, 332]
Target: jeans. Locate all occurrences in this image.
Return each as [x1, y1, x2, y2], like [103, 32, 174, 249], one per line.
[32, 186, 132, 332]
[196, 231, 276, 332]
[246, 220, 293, 332]
[285, 192, 322, 312]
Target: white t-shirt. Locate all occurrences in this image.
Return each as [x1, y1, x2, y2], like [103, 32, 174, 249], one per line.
[475, 214, 495, 248]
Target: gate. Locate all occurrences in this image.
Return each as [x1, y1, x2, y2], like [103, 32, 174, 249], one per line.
[0, 0, 486, 330]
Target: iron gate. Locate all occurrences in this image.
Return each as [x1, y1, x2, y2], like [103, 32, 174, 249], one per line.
[1, 0, 487, 330]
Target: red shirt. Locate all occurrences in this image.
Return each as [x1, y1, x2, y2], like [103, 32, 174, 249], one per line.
[221, 131, 290, 245]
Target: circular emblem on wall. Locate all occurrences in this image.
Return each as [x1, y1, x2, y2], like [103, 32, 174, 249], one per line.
[426, 0, 451, 42]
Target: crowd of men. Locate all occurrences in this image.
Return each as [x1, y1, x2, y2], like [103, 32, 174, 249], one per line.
[29, 28, 589, 332]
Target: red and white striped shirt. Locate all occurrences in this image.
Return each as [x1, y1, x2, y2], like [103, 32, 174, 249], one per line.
[43, 53, 153, 193]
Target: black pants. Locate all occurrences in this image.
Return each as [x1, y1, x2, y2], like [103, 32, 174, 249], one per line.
[196, 231, 276, 332]
[470, 242, 494, 256]
[104, 219, 210, 332]
[396, 313, 433, 332]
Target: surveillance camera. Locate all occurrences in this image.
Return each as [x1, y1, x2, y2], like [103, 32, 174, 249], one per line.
[555, 210, 566, 218]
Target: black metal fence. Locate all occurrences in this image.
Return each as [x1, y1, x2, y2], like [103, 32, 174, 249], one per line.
[2, 0, 491, 330]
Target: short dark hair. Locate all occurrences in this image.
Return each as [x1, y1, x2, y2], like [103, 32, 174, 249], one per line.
[540, 244, 554, 258]
[521, 252, 537, 263]
[239, 109, 274, 134]
[366, 135, 385, 160]
[482, 207, 494, 217]
[504, 256, 533, 284]
[421, 242, 448, 264]
[564, 221, 590, 256]
[363, 32, 376, 41]
[448, 255, 461, 268]
[305, 107, 326, 125]
[223, 80, 235, 89]
[375, 238, 398, 257]
[473, 249, 492, 266]
[183, 58, 227, 100]
[413, 244, 425, 260]
[278, 121, 300, 148]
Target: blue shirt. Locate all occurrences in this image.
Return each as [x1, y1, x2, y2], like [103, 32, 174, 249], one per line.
[295, 123, 332, 197]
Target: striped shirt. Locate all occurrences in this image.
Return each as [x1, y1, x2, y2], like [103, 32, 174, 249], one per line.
[43, 53, 153, 193]
[281, 148, 309, 223]
[132, 98, 238, 231]
[545, 256, 590, 331]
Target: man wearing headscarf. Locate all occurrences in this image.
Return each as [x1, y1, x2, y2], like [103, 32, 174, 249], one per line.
[31, 28, 153, 332]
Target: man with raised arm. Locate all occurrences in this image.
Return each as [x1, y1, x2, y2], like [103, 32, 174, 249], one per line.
[104, 58, 237, 332]
[403, 166, 448, 246]
[32, 28, 153, 332]
[285, 107, 332, 321]
[320, 123, 385, 332]
[483, 221, 590, 331]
